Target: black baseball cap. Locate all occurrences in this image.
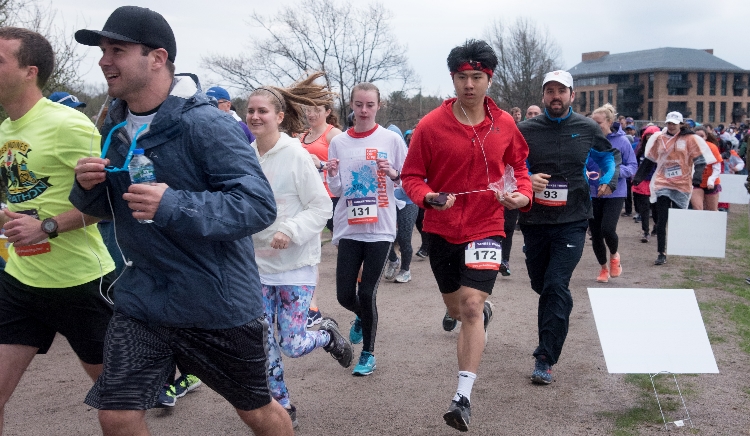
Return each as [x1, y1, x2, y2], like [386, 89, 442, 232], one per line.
[75, 6, 176, 63]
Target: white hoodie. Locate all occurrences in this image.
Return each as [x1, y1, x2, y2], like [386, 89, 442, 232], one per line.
[251, 133, 332, 275]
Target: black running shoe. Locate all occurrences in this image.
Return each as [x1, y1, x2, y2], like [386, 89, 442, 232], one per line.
[654, 254, 667, 265]
[641, 232, 649, 243]
[286, 404, 299, 429]
[415, 248, 428, 258]
[499, 260, 511, 276]
[442, 311, 457, 332]
[321, 318, 353, 368]
[443, 394, 471, 432]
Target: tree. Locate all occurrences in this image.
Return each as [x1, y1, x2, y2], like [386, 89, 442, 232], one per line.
[485, 17, 562, 113]
[202, 0, 417, 121]
[377, 90, 443, 133]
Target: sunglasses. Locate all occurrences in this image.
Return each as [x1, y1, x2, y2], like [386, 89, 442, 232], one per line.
[100, 121, 150, 172]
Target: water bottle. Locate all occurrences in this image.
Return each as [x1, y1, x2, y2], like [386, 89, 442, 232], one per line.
[128, 148, 156, 224]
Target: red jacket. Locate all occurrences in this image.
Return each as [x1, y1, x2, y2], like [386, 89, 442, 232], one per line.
[402, 97, 532, 244]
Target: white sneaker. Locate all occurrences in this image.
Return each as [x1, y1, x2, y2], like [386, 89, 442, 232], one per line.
[383, 258, 400, 280]
[394, 270, 411, 283]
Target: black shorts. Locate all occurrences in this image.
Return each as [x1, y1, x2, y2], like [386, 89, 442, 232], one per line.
[0, 270, 114, 364]
[427, 234, 502, 295]
[85, 312, 272, 411]
[694, 184, 722, 195]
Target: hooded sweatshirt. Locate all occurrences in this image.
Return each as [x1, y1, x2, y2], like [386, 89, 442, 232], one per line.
[402, 97, 532, 244]
[252, 133, 332, 275]
[587, 126, 638, 198]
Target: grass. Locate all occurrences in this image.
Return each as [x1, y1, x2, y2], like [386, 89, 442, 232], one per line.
[606, 206, 750, 435]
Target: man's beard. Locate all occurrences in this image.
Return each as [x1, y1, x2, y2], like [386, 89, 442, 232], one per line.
[545, 100, 569, 118]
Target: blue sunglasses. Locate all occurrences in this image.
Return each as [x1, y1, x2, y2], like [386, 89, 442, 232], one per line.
[100, 121, 150, 172]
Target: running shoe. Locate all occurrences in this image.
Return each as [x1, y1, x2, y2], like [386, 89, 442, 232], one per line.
[286, 404, 299, 429]
[415, 248, 428, 258]
[609, 255, 622, 278]
[173, 374, 202, 397]
[654, 254, 667, 265]
[394, 270, 411, 283]
[641, 232, 650, 243]
[306, 308, 322, 328]
[633, 214, 641, 222]
[499, 260, 511, 277]
[352, 351, 376, 376]
[383, 257, 400, 281]
[155, 384, 176, 408]
[443, 394, 471, 432]
[621, 212, 632, 217]
[745, 277, 750, 285]
[596, 266, 609, 283]
[349, 316, 363, 344]
[442, 311, 457, 332]
[321, 318, 353, 368]
[651, 229, 657, 236]
[483, 301, 494, 345]
[531, 357, 552, 385]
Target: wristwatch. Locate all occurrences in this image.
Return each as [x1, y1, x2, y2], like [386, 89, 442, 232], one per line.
[41, 217, 59, 239]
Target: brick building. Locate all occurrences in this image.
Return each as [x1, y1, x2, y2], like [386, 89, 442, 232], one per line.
[568, 48, 749, 125]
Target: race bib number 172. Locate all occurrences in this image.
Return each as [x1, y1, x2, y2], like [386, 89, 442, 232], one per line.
[465, 239, 502, 270]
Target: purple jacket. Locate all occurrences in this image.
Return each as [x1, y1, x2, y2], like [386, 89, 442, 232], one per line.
[588, 126, 637, 198]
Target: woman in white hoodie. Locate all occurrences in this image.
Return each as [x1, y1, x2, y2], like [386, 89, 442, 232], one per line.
[247, 74, 353, 428]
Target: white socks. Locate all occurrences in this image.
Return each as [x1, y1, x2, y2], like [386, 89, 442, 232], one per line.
[453, 371, 476, 403]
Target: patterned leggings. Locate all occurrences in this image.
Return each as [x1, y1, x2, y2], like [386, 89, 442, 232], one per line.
[262, 284, 330, 408]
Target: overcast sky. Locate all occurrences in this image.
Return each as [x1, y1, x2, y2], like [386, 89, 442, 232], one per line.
[55, 0, 747, 98]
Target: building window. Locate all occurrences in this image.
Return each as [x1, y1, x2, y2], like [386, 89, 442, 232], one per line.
[747, 103, 750, 120]
[720, 102, 726, 122]
[667, 102, 689, 118]
[696, 101, 704, 123]
[709, 73, 716, 95]
[732, 102, 743, 123]
[709, 102, 715, 122]
[648, 73, 654, 99]
[589, 92, 594, 112]
[721, 73, 727, 96]
[648, 102, 653, 120]
[697, 72, 704, 96]
[733, 73, 744, 97]
[598, 90, 604, 107]
[580, 92, 587, 112]
[607, 89, 613, 104]
[667, 72, 689, 96]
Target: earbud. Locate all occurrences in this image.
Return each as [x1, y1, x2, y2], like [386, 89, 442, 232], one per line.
[125, 260, 133, 267]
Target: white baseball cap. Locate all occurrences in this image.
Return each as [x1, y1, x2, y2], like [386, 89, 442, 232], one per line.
[542, 70, 574, 90]
[665, 111, 683, 124]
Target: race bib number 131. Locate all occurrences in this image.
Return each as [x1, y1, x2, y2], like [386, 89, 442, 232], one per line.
[465, 239, 502, 270]
[346, 197, 378, 224]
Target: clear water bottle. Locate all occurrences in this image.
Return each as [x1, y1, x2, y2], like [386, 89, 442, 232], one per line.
[128, 148, 156, 224]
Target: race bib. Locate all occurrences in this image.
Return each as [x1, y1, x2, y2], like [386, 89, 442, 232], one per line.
[465, 239, 502, 270]
[535, 180, 568, 206]
[346, 197, 378, 224]
[665, 165, 682, 178]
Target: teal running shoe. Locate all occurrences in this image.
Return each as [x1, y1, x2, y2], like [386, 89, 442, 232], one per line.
[349, 316, 363, 344]
[352, 351, 376, 376]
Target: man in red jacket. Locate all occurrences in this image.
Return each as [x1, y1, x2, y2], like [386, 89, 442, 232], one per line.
[401, 39, 532, 432]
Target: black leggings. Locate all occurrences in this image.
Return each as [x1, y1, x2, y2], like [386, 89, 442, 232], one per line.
[388, 204, 418, 271]
[588, 197, 624, 265]
[501, 207, 520, 262]
[336, 239, 391, 353]
[415, 207, 429, 252]
[655, 196, 679, 254]
[633, 193, 652, 234]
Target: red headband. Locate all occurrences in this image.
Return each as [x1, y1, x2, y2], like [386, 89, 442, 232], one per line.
[451, 62, 494, 78]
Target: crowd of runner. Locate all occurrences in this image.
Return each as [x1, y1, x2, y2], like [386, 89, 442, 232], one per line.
[0, 6, 749, 435]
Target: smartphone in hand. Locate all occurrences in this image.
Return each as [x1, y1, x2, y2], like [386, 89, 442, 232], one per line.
[426, 192, 448, 207]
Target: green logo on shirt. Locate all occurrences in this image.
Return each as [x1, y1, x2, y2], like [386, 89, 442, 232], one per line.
[0, 141, 52, 203]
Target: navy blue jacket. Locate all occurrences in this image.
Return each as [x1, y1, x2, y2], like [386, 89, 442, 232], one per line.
[70, 75, 276, 329]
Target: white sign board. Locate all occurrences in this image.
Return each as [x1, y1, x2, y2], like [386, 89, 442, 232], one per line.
[666, 209, 726, 258]
[588, 288, 718, 374]
[718, 174, 750, 204]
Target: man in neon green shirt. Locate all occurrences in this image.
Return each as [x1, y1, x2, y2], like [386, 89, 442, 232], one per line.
[0, 27, 115, 434]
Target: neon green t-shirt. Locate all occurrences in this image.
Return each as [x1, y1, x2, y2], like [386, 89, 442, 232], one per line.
[0, 98, 115, 288]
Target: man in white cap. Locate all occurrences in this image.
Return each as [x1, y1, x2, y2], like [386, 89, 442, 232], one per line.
[517, 70, 621, 385]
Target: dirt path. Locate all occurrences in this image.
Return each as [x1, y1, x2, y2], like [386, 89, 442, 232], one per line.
[4, 206, 749, 435]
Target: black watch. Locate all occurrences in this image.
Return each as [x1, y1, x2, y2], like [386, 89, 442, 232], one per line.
[41, 217, 58, 239]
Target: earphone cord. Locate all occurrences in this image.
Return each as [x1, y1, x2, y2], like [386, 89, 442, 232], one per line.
[457, 100, 495, 194]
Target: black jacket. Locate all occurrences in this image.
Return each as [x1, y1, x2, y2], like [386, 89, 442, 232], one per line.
[517, 110, 621, 225]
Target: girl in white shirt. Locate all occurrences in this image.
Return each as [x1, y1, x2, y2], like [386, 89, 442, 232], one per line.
[247, 74, 353, 426]
[326, 83, 406, 376]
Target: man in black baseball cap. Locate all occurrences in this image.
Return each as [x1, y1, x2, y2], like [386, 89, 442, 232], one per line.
[72, 6, 292, 436]
[75, 6, 176, 63]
